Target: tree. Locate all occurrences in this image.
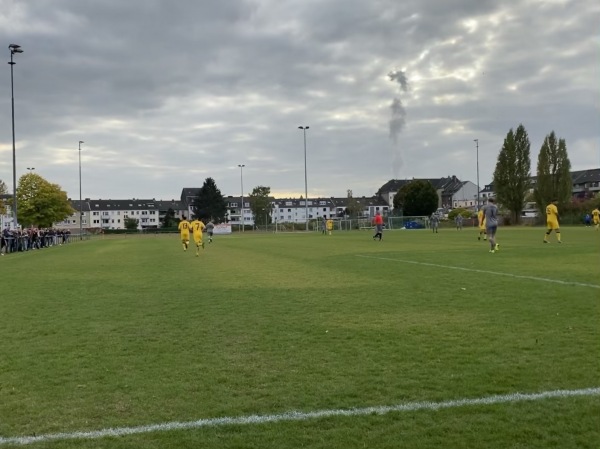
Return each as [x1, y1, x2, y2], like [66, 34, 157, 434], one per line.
[124, 217, 139, 230]
[345, 190, 363, 218]
[161, 208, 178, 228]
[248, 186, 272, 226]
[191, 178, 227, 222]
[492, 124, 532, 224]
[534, 131, 572, 212]
[393, 180, 438, 216]
[16, 173, 74, 227]
[0, 179, 7, 215]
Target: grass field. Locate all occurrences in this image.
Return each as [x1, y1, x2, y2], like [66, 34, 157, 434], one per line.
[1, 226, 599, 448]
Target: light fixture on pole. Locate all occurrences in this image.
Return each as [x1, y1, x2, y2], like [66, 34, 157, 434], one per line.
[9, 43, 23, 229]
[238, 164, 245, 232]
[298, 126, 309, 231]
[26, 167, 35, 172]
[79, 141, 85, 240]
[474, 139, 480, 210]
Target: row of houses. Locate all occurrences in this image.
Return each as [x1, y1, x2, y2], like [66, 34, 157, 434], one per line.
[1, 169, 598, 231]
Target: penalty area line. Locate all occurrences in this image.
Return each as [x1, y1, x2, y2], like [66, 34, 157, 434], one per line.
[356, 255, 600, 289]
[1, 387, 599, 446]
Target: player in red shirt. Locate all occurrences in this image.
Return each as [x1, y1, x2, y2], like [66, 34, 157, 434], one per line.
[373, 212, 384, 241]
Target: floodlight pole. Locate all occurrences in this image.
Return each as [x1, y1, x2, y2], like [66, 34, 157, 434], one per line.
[298, 126, 309, 231]
[79, 141, 84, 240]
[474, 139, 480, 210]
[9, 44, 23, 229]
[238, 164, 245, 232]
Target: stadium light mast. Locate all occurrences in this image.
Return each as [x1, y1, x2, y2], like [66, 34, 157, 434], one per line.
[79, 141, 85, 240]
[238, 164, 245, 232]
[9, 43, 23, 229]
[298, 126, 309, 231]
[474, 139, 480, 210]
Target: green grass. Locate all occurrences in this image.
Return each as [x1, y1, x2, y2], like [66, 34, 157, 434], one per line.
[1, 227, 599, 448]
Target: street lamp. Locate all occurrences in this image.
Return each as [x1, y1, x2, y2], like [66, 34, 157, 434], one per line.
[9, 43, 23, 229]
[238, 164, 245, 232]
[298, 126, 309, 231]
[474, 139, 480, 210]
[26, 167, 35, 172]
[79, 140, 84, 240]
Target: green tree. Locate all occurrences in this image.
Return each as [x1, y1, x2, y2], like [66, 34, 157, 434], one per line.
[17, 173, 74, 227]
[124, 217, 139, 230]
[492, 124, 532, 224]
[161, 208, 178, 228]
[534, 131, 572, 212]
[345, 189, 363, 217]
[393, 180, 438, 216]
[191, 178, 227, 222]
[248, 186, 272, 226]
[0, 179, 7, 215]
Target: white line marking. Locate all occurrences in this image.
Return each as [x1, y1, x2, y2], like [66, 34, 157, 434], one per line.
[1, 387, 599, 446]
[356, 255, 600, 289]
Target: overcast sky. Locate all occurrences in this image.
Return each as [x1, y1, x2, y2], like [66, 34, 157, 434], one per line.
[0, 0, 598, 201]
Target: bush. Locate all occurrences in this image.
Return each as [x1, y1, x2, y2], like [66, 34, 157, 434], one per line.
[448, 208, 472, 220]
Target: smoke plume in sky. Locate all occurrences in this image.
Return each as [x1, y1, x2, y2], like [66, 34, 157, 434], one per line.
[388, 70, 409, 179]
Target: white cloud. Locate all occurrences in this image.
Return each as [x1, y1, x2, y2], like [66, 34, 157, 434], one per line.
[0, 0, 598, 200]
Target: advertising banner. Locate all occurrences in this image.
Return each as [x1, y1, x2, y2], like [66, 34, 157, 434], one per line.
[213, 223, 232, 235]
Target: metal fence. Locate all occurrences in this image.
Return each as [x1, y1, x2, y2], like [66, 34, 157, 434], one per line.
[253, 216, 435, 232]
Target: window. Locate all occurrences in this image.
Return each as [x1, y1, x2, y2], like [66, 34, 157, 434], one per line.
[93, 211, 99, 216]
[103, 212, 109, 216]
[230, 202, 238, 207]
[322, 208, 327, 211]
[93, 219, 100, 224]
[285, 201, 292, 206]
[287, 209, 291, 212]
[319, 201, 327, 206]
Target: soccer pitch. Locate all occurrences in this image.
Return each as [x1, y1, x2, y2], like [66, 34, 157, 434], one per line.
[1, 227, 599, 448]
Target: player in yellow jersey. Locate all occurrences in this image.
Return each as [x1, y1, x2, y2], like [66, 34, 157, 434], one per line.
[477, 208, 487, 241]
[326, 218, 334, 235]
[190, 218, 206, 256]
[178, 216, 191, 251]
[544, 199, 561, 243]
[592, 207, 600, 231]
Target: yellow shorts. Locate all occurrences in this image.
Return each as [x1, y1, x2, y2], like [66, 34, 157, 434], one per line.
[546, 221, 559, 230]
[594, 219, 599, 225]
[180, 234, 190, 242]
[479, 225, 486, 231]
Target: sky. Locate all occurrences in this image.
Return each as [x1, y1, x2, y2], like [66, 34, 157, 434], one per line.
[0, 0, 598, 201]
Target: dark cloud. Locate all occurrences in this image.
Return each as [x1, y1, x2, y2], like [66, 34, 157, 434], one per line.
[0, 0, 598, 200]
